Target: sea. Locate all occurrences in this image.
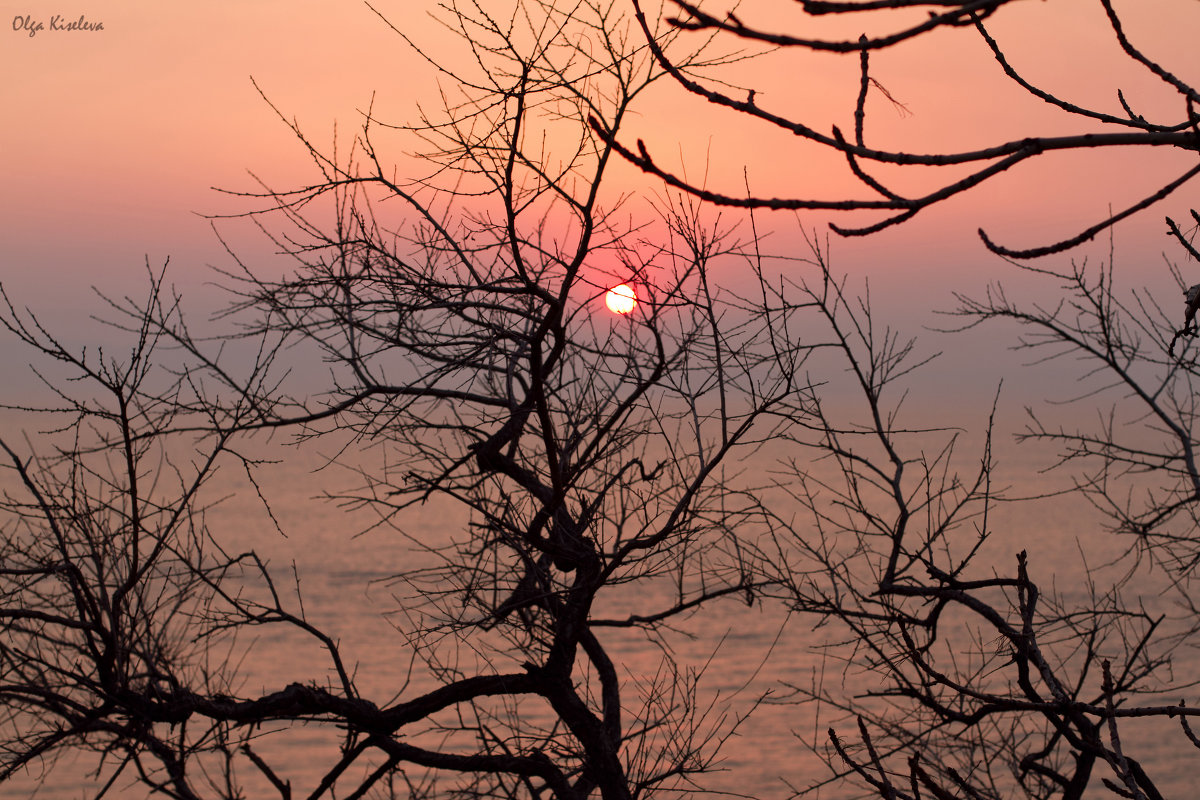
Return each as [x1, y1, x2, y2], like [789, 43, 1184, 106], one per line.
[4, 427, 1196, 800]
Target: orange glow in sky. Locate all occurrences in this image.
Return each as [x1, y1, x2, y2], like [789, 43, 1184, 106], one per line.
[0, 0, 1195, 396]
[2, 2, 1193, 285]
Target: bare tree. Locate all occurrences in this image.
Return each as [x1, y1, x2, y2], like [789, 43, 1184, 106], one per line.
[749, 237, 1199, 800]
[0, 266, 294, 798]
[605, 0, 1200, 258]
[4, 2, 1200, 800]
[952, 237, 1200, 563]
[591, 5, 1200, 795]
[0, 2, 808, 798]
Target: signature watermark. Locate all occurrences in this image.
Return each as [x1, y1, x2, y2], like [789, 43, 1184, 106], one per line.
[13, 14, 104, 37]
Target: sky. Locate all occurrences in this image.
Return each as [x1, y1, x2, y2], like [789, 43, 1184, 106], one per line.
[2, 3, 1198, 792]
[1, 0, 1197, 411]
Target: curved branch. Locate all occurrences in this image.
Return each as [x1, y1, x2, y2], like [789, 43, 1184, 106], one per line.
[979, 162, 1200, 258]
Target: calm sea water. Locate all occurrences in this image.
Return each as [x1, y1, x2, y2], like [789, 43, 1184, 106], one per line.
[8, 437, 1196, 799]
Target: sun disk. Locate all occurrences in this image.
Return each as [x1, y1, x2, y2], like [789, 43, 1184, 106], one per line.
[605, 284, 637, 315]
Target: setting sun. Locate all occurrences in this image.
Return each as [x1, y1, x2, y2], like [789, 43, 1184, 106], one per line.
[604, 284, 637, 315]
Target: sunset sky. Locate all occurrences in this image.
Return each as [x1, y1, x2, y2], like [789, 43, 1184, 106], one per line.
[2, 0, 1197, 407]
[3, 5, 1199, 795]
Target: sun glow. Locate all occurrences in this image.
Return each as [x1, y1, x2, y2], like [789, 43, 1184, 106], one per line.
[604, 284, 637, 315]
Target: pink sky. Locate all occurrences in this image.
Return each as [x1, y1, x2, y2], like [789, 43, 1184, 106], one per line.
[1, 0, 1197, 405]
[2, 6, 1198, 792]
